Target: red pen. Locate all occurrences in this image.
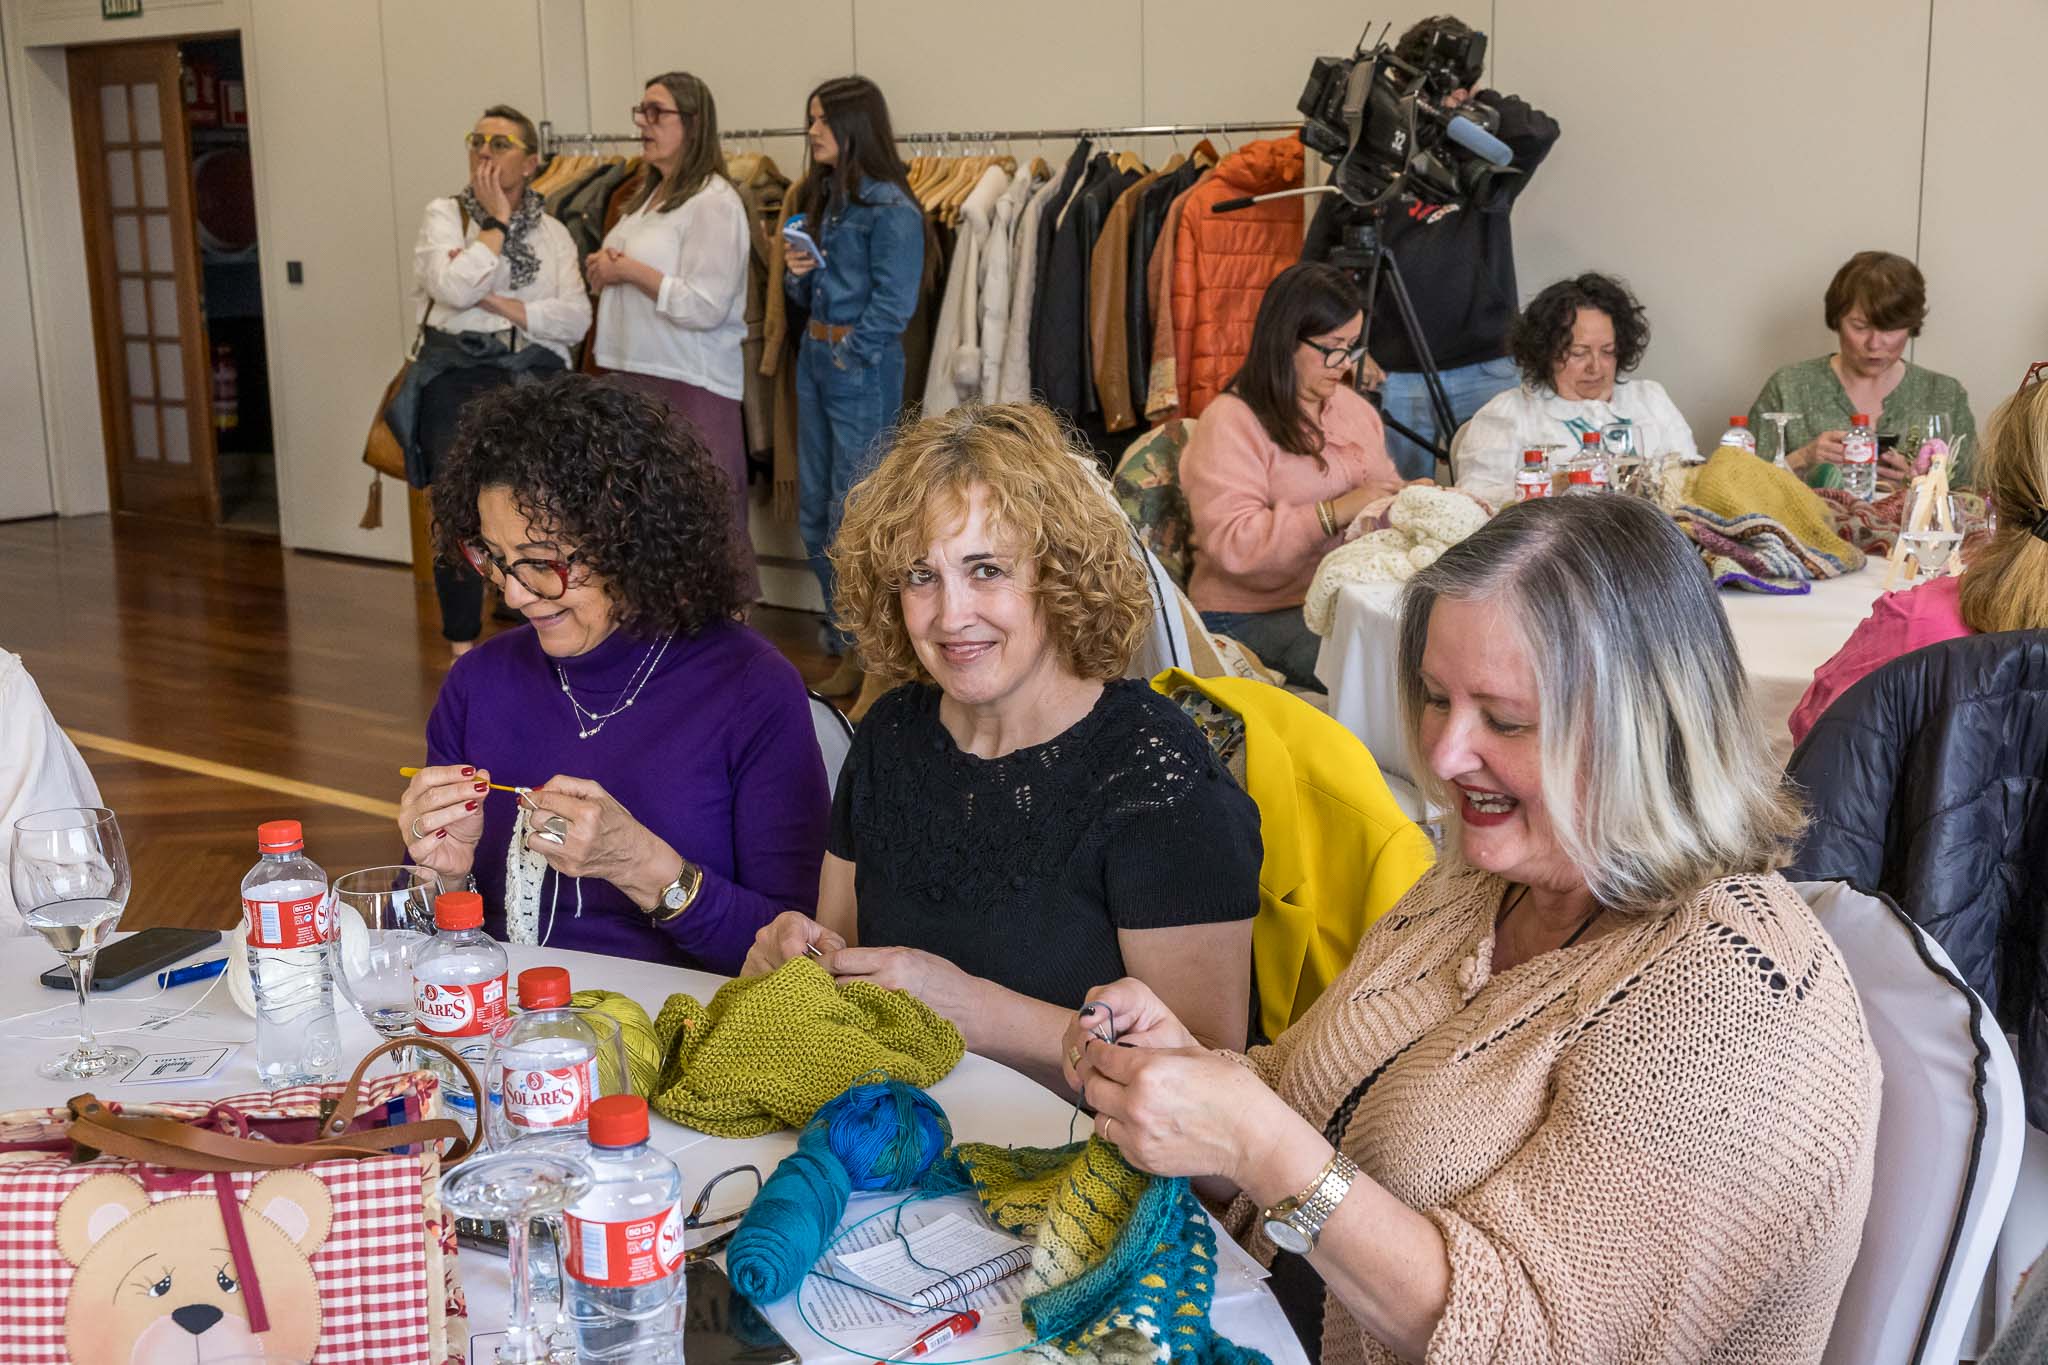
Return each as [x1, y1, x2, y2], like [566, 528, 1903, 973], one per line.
[878, 1310, 980, 1365]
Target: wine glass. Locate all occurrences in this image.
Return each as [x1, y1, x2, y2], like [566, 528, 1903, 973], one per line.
[1900, 486, 1963, 581]
[1912, 413, 1950, 475]
[1761, 412, 1797, 470]
[443, 1147, 594, 1364]
[10, 807, 140, 1080]
[331, 865, 438, 1039]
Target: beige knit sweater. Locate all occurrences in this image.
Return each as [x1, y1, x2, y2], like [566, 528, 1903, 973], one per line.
[1225, 866, 1880, 1365]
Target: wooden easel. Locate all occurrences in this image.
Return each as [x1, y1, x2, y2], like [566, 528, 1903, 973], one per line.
[1883, 436, 1967, 588]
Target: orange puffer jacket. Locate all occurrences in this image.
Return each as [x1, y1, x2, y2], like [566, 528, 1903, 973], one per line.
[1171, 135, 1305, 417]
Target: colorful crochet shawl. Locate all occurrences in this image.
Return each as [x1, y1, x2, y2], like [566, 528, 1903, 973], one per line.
[927, 1138, 1268, 1365]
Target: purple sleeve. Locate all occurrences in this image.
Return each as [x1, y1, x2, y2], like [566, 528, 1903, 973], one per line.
[425, 662, 470, 766]
[657, 651, 828, 973]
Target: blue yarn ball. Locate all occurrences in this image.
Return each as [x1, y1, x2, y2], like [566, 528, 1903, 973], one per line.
[725, 1080, 953, 1303]
[815, 1079, 952, 1191]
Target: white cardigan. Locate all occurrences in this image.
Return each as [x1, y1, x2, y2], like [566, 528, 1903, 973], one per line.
[412, 197, 592, 366]
[592, 176, 750, 400]
[923, 164, 1011, 415]
[1452, 378, 1699, 505]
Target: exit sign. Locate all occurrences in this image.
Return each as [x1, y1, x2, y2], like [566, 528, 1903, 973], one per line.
[103, 0, 142, 17]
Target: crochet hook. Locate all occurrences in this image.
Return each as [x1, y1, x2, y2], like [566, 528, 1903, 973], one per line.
[398, 766, 525, 794]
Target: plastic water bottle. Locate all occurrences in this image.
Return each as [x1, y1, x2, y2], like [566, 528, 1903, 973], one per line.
[1841, 413, 1878, 501]
[487, 966, 605, 1150]
[564, 1095, 686, 1362]
[240, 820, 340, 1087]
[1515, 448, 1551, 501]
[1574, 431, 1611, 490]
[1561, 466, 1600, 496]
[1718, 415, 1757, 453]
[411, 890, 507, 1113]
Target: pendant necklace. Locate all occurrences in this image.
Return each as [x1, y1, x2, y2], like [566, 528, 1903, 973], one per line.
[555, 635, 672, 739]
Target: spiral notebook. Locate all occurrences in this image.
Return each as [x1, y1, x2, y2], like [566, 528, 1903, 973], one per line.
[832, 1212, 1032, 1310]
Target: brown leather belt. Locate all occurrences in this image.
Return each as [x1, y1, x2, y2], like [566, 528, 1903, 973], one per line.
[807, 320, 854, 343]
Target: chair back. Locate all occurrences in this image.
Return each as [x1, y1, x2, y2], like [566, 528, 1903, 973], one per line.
[1798, 880, 2024, 1365]
[809, 691, 853, 798]
[1112, 418, 1196, 590]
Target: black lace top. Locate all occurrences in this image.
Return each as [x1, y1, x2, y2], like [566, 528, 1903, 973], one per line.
[830, 679, 1263, 1009]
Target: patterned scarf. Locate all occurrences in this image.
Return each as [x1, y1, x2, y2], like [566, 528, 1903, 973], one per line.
[456, 184, 544, 290]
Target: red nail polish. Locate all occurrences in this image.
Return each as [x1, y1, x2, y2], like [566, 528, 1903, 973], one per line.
[465, 800, 478, 811]
[435, 829, 447, 839]
[460, 767, 475, 776]
[473, 782, 488, 792]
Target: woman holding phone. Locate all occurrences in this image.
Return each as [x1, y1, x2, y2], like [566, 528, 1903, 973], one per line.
[785, 76, 924, 701]
[589, 71, 756, 598]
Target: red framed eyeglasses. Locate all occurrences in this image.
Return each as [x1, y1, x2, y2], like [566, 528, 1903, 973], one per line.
[459, 543, 585, 600]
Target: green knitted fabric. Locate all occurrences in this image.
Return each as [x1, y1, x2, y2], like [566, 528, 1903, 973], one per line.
[649, 959, 964, 1137]
[928, 1138, 1268, 1365]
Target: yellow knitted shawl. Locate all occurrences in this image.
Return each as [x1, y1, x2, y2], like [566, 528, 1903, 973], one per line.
[1685, 447, 1863, 566]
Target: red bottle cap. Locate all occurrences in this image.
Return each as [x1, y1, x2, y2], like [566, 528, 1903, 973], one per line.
[1728, 415, 1748, 427]
[589, 1095, 649, 1147]
[1580, 431, 1601, 445]
[518, 966, 571, 1009]
[1522, 449, 1545, 466]
[434, 891, 484, 930]
[256, 820, 303, 853]
[1851, 413, 1872, 426]
[1567, 467, 1595, 484]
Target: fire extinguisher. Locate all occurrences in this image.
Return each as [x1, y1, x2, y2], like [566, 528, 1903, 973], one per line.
[212, 343, 239, 433]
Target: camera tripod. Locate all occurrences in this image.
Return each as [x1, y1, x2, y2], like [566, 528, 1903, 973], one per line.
[1325, 209, 1460, 481]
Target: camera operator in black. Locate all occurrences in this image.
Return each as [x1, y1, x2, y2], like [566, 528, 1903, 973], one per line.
[1307, 15, 1560, 479]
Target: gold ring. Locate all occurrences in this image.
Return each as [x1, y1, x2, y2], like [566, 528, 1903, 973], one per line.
[1066, 1045, 1082, 1069]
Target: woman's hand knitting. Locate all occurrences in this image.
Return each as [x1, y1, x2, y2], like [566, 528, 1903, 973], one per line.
[1058, 978, 1198, 1090]
[1077, 1038, 1297, 1190]
[522, 775, 681, 909]
[398, 763, 488, 879]
[741, 910, 847, 977]
[827, 946, 974, 1023]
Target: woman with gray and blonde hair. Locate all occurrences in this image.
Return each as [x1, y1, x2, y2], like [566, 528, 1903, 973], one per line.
[1059, 494, 1880, 1364]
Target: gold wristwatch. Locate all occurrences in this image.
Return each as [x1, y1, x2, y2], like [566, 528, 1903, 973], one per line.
[650, 859, 705, 922]
[1260, 1152, 1359, 1255]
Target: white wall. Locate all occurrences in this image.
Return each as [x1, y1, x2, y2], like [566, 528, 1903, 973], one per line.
[4, 0, 2044, 560]
[0, 20, 52, 520]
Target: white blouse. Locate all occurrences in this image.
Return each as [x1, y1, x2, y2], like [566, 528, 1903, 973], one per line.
[592, 176, 749, 400]
[1452, 378, 1700, 506]
[412, 197, 592, 366]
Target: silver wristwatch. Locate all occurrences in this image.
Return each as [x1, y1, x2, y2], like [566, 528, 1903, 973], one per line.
[1260, 1152, 1360, 1255]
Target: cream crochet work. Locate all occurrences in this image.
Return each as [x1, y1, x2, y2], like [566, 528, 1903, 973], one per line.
[1225, 866, 1880, 1365]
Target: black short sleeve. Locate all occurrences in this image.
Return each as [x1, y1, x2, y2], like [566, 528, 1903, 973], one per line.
[1101, 764, 1263, 932]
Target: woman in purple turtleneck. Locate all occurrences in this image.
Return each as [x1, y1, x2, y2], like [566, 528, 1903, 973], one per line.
[395, 373, 828, 973]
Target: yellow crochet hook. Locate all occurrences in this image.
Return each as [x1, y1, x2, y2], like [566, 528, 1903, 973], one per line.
[398, 766, 526, 795]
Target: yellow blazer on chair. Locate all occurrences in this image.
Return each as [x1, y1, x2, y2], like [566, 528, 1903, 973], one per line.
[1151, 669, 1435, 1042]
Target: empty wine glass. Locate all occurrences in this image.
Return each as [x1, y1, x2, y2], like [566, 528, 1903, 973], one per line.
[331, 865, 438, 1039]
[1911, 413, 1950, 476]
[11, 807, 139, 1080]
[443, 1147, 594, 1364]
[1761, 412, 1797, 469]
[1900, 486, 1963, 581]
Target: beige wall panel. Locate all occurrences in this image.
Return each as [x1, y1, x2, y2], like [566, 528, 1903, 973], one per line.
[247, 0, 408, 559]
[852, 0, 1142, 145]
[379, 0, 546, 342]
[621, 0, 848, 145]
[0, 36, 52, 518]
[581, 0, 640, 133]
[1913, 0, 2048, 432]
[1138, 1, 1449, 124]
[1493, 0, 1930, 444]
[540, 0, 592, 135]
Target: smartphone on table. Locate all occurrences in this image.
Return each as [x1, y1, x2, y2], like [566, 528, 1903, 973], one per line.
[39, 927, 222, 991]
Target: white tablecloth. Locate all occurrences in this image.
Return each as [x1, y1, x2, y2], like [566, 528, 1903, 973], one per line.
[1316, 568, 1891, 784]
[0, 940, 1309, 1365]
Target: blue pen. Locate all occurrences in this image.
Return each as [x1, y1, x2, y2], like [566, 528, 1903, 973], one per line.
[159, 958, 229, 989]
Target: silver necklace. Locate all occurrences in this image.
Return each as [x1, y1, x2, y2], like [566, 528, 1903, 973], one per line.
[554, 636, 671, 739]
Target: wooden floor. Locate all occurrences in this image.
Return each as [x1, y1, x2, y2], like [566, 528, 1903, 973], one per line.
[0, 514, 835, 932]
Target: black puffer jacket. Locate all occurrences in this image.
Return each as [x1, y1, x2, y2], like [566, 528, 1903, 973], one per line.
[1786, 629, 2048, 1126]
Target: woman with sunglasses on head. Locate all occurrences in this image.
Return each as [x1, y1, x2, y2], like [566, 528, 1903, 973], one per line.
[406, 104, 591, 658]
[1179, 263, 1409, 690]
[396, 374, 829, 974]
[588, 72, 756, 600]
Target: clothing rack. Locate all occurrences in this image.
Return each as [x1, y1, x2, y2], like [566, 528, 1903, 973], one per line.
[535, 118, 1301, 157]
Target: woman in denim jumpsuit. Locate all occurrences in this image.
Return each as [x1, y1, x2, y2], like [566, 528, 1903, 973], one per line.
[785, 77, 924, 698]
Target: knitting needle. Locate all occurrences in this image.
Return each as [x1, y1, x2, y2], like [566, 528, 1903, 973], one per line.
[398, 766, 525, 794]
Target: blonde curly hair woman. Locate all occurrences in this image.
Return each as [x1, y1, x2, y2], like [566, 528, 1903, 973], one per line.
[745, 403, 1264, 1087]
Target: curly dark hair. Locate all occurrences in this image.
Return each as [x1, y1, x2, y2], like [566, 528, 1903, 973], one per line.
[1509, 273, 1651, 390]
[431, 373, 745, 638]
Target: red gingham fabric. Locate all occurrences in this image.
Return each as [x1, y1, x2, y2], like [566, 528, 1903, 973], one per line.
[0, 1071, 467, 1364]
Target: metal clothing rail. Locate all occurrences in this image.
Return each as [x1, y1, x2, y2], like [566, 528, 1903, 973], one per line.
[536, 118, 1300, 157]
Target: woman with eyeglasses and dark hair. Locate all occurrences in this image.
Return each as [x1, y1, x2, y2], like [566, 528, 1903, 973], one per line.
[405, 103, 591, 657]
[396, 373, 829, 974]
[785, 75, 925, 703]
[1179, 262, 1408, 690]
[588, 71, 756, 599]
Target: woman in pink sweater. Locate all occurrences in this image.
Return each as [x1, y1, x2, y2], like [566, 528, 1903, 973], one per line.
[1790, 375, 2048, 743]
[1180, 264, 1407, 689]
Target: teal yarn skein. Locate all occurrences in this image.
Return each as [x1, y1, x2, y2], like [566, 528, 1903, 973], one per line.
[726, 1079, 953, 1303]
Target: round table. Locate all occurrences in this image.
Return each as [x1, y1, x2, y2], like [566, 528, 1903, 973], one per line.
[1313, 567, 1891, 801]
[0, 940, 1310, 1365]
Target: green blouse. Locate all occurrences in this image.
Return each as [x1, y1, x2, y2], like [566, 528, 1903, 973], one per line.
[1746, 355, 1977, 487]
